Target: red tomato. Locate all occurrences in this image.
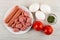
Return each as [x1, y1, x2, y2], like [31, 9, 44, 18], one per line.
[43, 25, 53, 35]
[33, 21, 44, 31]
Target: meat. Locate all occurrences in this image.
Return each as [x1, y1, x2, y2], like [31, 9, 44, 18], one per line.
[26, 17, 31, 23]
[5, 6, 32, 32]
[13, 27, 20, 32]
[15, 24, 22, 29]
[25, 22, 31, 27]
[21, 24, 27, 31]
[24, 11, 29, 17]
[12, 23, 16, 28]
[14, 18, 19, 24]
[8, 9, 22, 26]
[19, 16, 24, 23]
[5, 6, 19, 23]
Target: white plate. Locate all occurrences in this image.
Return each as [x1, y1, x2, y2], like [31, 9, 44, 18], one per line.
[3, 5, 34, 34]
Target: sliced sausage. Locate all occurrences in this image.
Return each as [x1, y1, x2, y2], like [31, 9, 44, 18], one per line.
[11, 23, 16, 28]
[24, 11, 29, 17]
[5, 6, 19, 23]
[15, 24, 22, 29]
[21, 27, 27, 31]
[16, 22, 20, 24]
[25, 22, 31, 27]
[19, 16, 24, 22]
[21, 11, 24, 16]
[13, 27, 20, 32]
[21, 25, 27, 31]
[26, 17, 31, 23]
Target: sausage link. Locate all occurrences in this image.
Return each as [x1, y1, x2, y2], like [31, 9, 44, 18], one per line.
[5, 6, 19, 23]
[8, 9, 22, 26]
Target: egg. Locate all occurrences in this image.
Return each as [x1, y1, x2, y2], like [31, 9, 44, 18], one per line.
[40, 4, 51, 13]
[35, 11, 45, 20]
[29, 3, 39, 12]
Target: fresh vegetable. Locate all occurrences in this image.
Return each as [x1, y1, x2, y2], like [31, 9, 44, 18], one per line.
[47, 16, 55, 23]
[43, 25, 53, 35]
[33, 21, 44, 31]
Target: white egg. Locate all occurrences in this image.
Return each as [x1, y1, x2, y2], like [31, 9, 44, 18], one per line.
[40, 4, 51, 13]
[35, 11, 45, 20]
[29, 3, 39, 12]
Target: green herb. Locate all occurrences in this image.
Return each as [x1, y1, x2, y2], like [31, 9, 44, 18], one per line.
[47, 16, 55, 23]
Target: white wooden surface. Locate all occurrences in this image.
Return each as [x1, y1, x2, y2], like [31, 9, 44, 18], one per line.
[0, 0, 60, 40]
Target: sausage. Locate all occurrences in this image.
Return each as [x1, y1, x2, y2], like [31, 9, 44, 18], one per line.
[23, 17, 27, 22]
[25, 22, 31, 27]
[15, 24, 22, 29]
[24, 11, 29, 17]
[21, 22, 28, 31]
[8, 9, 22, 26]
[14, 18, 19, 24]
[19, 16, 27, 23]
[13, 27, 20, 32]
[19, 16, 24, 22]
[21, 25, 27, 31]
[21, 11, 24, 16]
[16, 22, 20, 24]
[26, 17, 31, 23]
[5, 6, 19, 23]
[12, 23, 16, 28]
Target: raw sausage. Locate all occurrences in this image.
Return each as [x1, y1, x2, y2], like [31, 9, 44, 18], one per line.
[8, 8, 22, 26]
[21, 25, 27, 31]
[5, 6, 19, 23]
[24, 11, 29, 17]
[26, 17, 31, 23]
[12, 23, 16, 28]
[14, 18, 19, 24]
[19, 16, 24, 22]
[13, 27, 20, 32]
[15, 24, 22, 29]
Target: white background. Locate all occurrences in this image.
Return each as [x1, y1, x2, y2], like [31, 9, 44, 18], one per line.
[0, 0, 60, 40]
